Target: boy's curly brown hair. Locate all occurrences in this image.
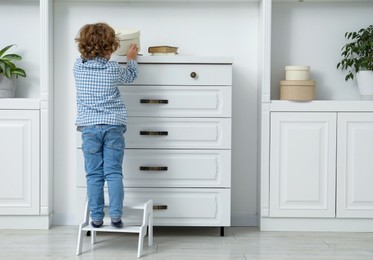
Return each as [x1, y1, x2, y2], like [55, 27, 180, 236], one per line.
[75, 23, 120, 60]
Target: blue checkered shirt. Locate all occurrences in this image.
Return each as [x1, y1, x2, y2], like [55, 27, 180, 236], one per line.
[74, 56, 138, 126]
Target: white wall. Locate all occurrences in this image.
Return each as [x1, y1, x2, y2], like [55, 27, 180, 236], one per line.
[0, 2, 40, 98]
[53, 1, 259, 226]
[271, 3, 373, 100]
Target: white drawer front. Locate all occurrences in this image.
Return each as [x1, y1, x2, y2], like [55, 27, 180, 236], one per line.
[124, 149, 230, 187]
[123, 64, 232, 86]
[76, 187, 230, 226]
[124, 188, 231, 226]
[121, 86, 232, 118]
[76, 149, 231, 188]
[126, 117, 231, 149]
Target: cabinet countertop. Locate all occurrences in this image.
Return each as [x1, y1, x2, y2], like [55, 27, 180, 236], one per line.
[0, 98, 40, 110]
[112, 55, 233, 64]
[268, 100, 373, 112]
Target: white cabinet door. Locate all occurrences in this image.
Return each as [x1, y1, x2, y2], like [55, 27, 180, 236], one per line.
[337, 113, 373, 218]
[0, 110, 39, 215]
[270, 112, 336, 218]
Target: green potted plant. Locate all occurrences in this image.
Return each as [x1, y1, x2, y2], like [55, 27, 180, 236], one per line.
[0, 44, 27, 98]
[337, 25, 373, 98]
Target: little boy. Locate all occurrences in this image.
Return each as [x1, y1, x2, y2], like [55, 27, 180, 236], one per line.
[74, 22, 138, 228]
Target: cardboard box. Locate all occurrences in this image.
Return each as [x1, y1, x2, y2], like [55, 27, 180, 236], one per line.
[280, 80, 316, 101]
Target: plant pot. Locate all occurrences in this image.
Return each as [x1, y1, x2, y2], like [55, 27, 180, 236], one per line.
[0, 76, 16, 98]
[356, 71, 373, 99]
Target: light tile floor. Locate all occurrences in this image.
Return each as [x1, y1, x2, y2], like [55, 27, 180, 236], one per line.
[1, 226, 373, 259]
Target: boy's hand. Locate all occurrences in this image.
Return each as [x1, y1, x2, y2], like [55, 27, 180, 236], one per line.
[127, 44, 139, 60]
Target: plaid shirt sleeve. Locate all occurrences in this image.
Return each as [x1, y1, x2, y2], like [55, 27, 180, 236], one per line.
[119, 60, 138, 84]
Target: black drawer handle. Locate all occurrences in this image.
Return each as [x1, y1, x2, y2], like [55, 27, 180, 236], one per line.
[140, 166, 168, 171]
[153, 205, 168, 210]
[140, 131, 168, 136]
[190, 71, 197, 78]
[140, 99, 168, 104]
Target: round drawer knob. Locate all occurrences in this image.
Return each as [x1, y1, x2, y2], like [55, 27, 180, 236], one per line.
[190, 72, 197, 78]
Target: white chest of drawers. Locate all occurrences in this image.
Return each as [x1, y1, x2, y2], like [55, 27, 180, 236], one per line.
[77, 56, 232, 231]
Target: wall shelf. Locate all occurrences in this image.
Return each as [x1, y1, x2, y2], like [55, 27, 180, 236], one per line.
[270, 1, 373, 100]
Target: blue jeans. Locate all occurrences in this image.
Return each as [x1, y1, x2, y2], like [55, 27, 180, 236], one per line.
[79, 124, 126, 221]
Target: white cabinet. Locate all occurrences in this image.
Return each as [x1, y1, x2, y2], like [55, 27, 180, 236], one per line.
[270, 112, 336, 218]
[337, 113, 373, 218]
[263, 109, 373, 230]
[76, 56, 232, 228]
[123, 58, 232, 228]
[0, 0, 53, 229]
[0, 99, 51, 229]
[259, 0, 373, 231]
[0, 109, 39, 215]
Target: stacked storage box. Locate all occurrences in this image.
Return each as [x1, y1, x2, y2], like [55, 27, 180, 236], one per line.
[280, 66, 316, 101]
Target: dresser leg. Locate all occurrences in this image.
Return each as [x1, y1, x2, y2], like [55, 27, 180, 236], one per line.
[220, 227, 224, 237]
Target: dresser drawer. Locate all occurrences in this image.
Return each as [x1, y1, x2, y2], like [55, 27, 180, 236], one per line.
[121, 86, 231, 118]
[126, 117, 231, 149]
[123, 64, 232, 86]
[125, 149, 230, 187]
[76, 149, 230, 188]
[124, 188, 230, 226]
[76, 187, 230, 226]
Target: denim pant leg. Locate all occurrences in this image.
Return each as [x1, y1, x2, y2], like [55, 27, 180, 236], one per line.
[103, 125, 126, 218]
[81, 126, 105, 221]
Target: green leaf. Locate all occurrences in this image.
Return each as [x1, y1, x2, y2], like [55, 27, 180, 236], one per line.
[0, 44, 26, 79]
[0, 44, 15, 58]
[5, 66, 11, 78]
[2, 54, 22, 61]
[12, 68, 26, 77]
[2, 60, 16, 69]
[337, 25, 373, 82]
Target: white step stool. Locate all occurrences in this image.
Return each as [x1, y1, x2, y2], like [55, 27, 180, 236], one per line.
[76, 200, 153, 258]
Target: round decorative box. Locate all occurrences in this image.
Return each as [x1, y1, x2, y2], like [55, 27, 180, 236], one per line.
[285, 66, 310, 80]
[115, 29, 141, 56]
[280, 80, 316, 101]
